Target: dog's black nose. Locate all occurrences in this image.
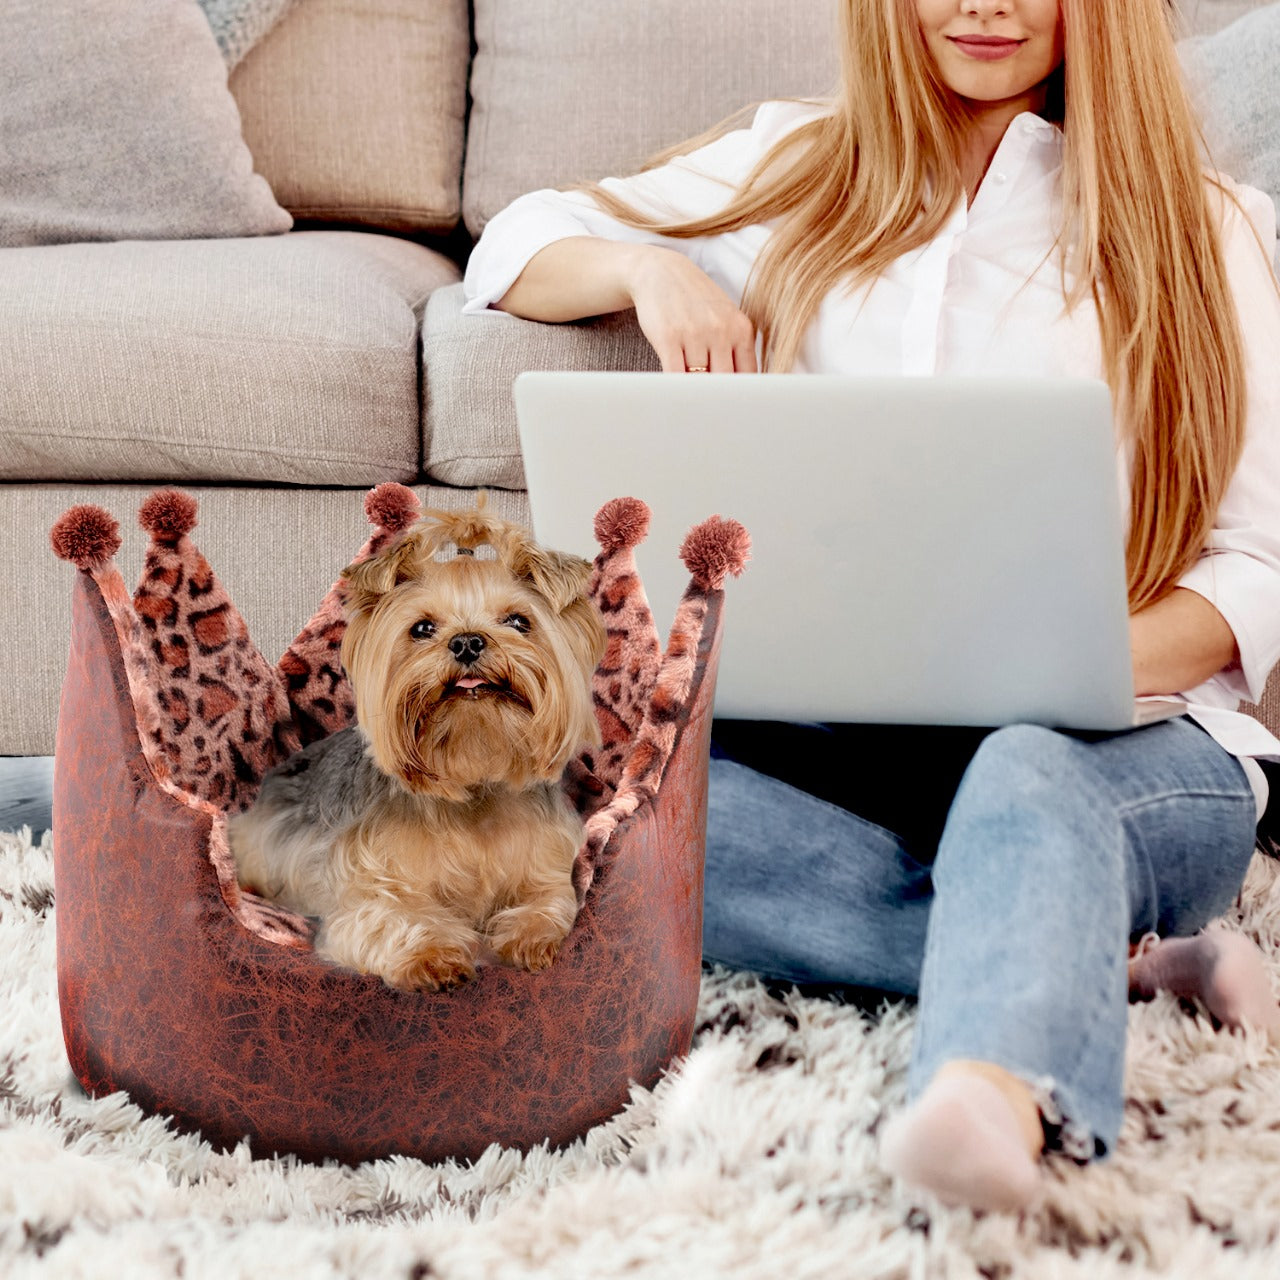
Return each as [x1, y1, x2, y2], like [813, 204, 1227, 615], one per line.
[449, 633, 487, 665]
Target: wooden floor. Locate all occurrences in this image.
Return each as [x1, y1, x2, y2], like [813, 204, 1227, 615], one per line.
[0, 757, 54, 837]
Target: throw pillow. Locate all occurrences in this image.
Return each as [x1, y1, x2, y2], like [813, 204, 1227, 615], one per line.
[197, 0, 297, 69]
[1, 0, 291, 248]
[228, 0, 468, 232]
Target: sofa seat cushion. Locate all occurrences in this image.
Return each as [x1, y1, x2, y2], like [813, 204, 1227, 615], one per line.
[422, 282, 658, 489]
[0, 231, 459, 486]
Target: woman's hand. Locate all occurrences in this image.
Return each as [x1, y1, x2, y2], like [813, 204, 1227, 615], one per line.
[1129, 588, 1239, 696]
[494, 238, 757, 372]
[627, 246, 758, 373]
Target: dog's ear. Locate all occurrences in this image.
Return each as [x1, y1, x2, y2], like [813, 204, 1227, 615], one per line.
[340, 531, 424, 616]
[507, 539, 593, 614]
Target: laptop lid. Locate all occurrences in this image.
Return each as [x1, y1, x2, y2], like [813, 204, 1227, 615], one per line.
[515, 371, 1139, 730]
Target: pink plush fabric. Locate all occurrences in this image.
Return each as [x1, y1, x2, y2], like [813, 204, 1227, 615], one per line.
[278, 483, 424, 744]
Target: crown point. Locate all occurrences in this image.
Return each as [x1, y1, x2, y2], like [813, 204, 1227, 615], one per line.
[679, 516, 751, 591]
[51, 505, 122, 571]
[593, 497, 651, 553]
[138, 489, 198, 541]
[364, 483, 421, 533]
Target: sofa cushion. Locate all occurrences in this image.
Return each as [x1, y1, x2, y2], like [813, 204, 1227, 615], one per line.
[1, 0, 290, 247]
[230, 0, 469, 232]
[422, 283, 659, 490]
[1178, 0, 1273, 37]
[1179, 3, 1280, 271]
[463, 0, 840, 237]
[0, 232, 459, 486]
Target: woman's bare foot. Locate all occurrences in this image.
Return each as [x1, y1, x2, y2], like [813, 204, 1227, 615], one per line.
[1129, 932, 1280, 1038]
[879, 1060, 1044, 1212]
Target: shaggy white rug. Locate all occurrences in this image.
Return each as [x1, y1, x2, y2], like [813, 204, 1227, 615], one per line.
[3, 826, 1280, 1280]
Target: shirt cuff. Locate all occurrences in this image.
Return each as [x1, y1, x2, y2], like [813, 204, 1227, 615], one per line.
[1177, 552, 1280, 704]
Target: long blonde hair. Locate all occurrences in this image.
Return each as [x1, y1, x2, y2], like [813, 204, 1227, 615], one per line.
[585, 0, 1250, 610]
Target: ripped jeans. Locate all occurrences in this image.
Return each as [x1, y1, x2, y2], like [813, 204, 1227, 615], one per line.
[702, 717, 1259, 1158]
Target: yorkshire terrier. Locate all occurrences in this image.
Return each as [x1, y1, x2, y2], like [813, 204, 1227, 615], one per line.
[229, 507, 606, 991]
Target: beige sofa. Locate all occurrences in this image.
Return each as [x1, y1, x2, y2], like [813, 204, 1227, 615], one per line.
[2, 0, 1276, 755]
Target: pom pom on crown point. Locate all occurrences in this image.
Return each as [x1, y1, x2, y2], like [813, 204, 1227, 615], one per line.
[594, 497, 651, 553]
[680, 516, 751, 591]
[50, 505, 122, 571]
[138, 489, 198, 541]
[364, 483, 421, 532]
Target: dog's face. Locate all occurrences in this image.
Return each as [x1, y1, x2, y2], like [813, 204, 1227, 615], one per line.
[339, 510, 605, 799]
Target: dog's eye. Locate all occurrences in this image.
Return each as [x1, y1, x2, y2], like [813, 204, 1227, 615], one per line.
[409, 618, 436, 640]
[503, 613, 531, 633]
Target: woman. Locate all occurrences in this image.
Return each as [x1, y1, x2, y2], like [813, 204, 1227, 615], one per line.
[462, 0, 1280, 1213]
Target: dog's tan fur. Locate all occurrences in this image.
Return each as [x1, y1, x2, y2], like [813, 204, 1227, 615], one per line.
[230, 508, 605, 990]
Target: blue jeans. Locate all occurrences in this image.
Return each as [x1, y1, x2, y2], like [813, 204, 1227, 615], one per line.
[703, 718, 1258, 1158]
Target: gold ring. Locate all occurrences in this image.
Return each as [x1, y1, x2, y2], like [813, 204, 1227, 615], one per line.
[686, 365, 710, 373]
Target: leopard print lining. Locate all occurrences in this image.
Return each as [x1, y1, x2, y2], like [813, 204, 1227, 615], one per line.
[132, 529, 299, 815]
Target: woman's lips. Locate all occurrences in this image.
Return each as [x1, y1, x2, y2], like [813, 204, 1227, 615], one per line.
[948, 35, 1024, 61]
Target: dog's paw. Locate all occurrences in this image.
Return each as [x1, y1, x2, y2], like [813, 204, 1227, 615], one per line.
[383, 943, 477, 992]
[487, 895, 576, 973]
[489, 921, 571, 973]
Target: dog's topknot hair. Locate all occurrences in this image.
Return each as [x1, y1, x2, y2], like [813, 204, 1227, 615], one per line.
[50, 505, 122, 571]
[593, 497, 651, 554]
[679, 516, 751, 592]
[138, 489, 198, 542]
[364, 483, 422, 533]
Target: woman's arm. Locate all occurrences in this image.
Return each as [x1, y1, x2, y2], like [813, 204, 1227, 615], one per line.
[1130, 588, 1239, 697]
[495, 238, 758, 373]
[493, 237, 651, 321]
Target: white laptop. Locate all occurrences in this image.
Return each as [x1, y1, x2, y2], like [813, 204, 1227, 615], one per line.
[514, 371, 1185, 731]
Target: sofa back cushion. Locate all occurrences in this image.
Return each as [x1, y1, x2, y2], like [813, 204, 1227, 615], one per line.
[229, 0, 469, 233]
[463, 0, 841, 238]
[1179, 2, 1280, 272]
[1178, 0, 1274, 37]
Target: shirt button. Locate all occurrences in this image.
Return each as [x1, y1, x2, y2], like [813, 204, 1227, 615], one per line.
[993, 171, 1008, 184]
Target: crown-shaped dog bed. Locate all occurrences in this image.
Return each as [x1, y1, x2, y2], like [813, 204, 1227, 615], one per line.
[50, 485, 748, 1165]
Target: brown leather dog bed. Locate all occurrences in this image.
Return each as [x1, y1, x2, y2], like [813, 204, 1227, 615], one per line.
[49, 485, 747, 1165]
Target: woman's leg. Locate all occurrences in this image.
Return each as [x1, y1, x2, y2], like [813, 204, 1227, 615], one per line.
[703, 721, 992, 992]
[702, 757, 934, 992]
[882, 719, 1258, 1210]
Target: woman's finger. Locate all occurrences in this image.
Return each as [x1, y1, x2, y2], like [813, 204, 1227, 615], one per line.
[683, 350, 712, 373]
[654, 338, 689, 373]
[734, 333, 759, 373]
[705, 339, 734, 373]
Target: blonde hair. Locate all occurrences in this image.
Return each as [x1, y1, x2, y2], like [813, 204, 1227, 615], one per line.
[584, 0, 1252, 610]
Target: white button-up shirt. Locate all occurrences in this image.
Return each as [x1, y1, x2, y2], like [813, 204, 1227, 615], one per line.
[464, 101, 1280, 813]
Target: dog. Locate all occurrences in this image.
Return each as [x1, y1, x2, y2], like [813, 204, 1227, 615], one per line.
[229, 507, 606, 991]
